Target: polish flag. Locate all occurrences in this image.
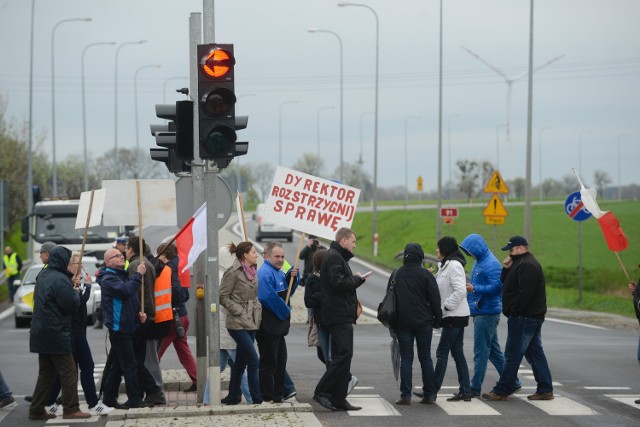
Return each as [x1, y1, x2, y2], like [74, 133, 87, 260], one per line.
[174, 203, 207, 287]
[574, 170, 628, 252]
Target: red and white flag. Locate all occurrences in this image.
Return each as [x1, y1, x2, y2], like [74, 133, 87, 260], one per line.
[573, 169, 628, 252]
[174, 203, 207, 287]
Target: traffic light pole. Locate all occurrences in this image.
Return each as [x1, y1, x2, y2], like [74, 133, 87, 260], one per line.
[189, 12, 208, 404]
[202, 0, 222, 406]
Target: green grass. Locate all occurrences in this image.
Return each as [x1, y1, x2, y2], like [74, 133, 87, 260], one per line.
[349, 200, 640, 317]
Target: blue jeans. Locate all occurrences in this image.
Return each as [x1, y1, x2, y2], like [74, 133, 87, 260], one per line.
[220, 349, 251, 403]
[0, 370, 12, 401]
[471, 314, 503, 393]
[396, 324, 435, 399]
[492, 316, 553, 395]
[227, 329, 262, 404]
[317, 326, 331, 366]
[434, 327, 471, 396]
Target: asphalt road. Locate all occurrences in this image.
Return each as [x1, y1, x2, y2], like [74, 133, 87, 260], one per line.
[2, 213, 638, 426]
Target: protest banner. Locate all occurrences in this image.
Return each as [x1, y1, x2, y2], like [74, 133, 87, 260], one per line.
[263, 167, 361, 242]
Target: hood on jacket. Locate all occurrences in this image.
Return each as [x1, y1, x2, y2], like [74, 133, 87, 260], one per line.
[460, 234, 489, 260]
[47, 245, 72, 274]
[330, 240, 354, 261]
[403, 243, 424, 265]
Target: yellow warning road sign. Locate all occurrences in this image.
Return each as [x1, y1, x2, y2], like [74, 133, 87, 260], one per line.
[482, 194, 508, 217]
[485, 216, 505, 225]
[483, 170, 509, 194]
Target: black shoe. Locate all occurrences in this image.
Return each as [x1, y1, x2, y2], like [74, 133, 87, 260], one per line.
[144, 389, 166, 406]
[24, 395, 33, 403]
[122, 400, 150, 409]
[185, 383, 197, 393]
[102, 400, 128, 410]
[313, 394, 337, 411]
[635, 398, 640, 404]
[333, 400, 362, 411]
[413, 391, 424, 398]
[470, 390, 480, 398]
[420, 396, 437, 404]
[447, 392, 472, 402]
[283, 391, 297, 400]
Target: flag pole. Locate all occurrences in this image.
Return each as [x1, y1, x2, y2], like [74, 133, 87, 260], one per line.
[79, 190, 95, 260]
[614, 251, 632, 283]
[136, 180, 144, 312]
[285, 232, 305, 305]
[237, 192, 249, 241]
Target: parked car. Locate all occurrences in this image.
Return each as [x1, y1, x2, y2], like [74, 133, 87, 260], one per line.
[13, 256, 102, 328]
[254, 203, 293, 242]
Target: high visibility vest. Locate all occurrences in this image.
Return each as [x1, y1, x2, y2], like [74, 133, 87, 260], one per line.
[3, 253, 18, 277]
[154, 266, 173, 323]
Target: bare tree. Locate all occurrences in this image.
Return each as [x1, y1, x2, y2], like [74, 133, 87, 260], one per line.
[561, 173, 580, 194]
[250, 162, 275, 201]
[457, 159, 480, 203]
[593, 170, 612, 196]
[292, 153, 325, 177]
[335, 162, 372, 201]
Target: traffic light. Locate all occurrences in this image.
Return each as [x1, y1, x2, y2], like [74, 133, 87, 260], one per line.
[150, 100, 193, 174]
[197, 43, 242, 166]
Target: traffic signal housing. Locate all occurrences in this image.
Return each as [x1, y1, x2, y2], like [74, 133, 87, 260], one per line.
[197, 43, 242, 166]
[150, 100, 193, 174]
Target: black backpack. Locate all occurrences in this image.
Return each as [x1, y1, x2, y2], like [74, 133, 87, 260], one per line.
[377, 269, 398, 328]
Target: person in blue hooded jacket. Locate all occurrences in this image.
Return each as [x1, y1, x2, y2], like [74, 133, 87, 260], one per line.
[256, 241, 299, 403]
[459, 234, 520, 397]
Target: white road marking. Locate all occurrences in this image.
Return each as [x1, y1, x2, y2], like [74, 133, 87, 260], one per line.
[437, 399, 501, 416]
[604, 394, 640, 410]
[345, 395, 401, 417]
[585, 387, 631, 390]
[514, 394, 599, 415]
[545, 317, 608, 330]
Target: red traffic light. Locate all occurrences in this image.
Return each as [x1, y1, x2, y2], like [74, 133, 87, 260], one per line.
[201, 48, 235, 78]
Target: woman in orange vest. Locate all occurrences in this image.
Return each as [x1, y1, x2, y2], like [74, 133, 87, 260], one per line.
[156, 243, 197, 392]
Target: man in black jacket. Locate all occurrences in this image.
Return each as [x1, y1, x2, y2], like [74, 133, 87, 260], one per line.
[313, 228, 369, 411]
[28, 246, 90, 420]
[483, 236, 554, 402]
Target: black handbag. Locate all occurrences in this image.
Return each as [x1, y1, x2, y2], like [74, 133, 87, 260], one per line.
[377, 269, 399, 328]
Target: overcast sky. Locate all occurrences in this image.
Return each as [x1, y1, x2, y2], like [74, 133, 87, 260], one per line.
[1, 0, 639, 193]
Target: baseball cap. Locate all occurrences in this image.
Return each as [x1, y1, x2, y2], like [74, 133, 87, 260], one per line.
[501, 236, 528, 251]
[40, 241, 56, 254]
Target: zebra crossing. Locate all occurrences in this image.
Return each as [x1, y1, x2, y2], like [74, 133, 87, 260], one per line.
[344, 385, 640, 417]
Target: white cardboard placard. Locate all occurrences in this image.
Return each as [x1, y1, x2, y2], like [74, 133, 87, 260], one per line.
[75, 189, 107, 229]
[101, 179, 177, 226]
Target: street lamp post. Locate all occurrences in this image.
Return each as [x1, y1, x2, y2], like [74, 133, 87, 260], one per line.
[82, 41, 115, 191]
[278, 100, 298, 166]
[51, 17, 92, 196]
[114, 40, 147, 178]
[617, 133, 631, 200]
[162, 76, 188, 104]
[358, 111, 374, 166]
[134, 65, 161, 172]
[537, 127, 552, 201]
[316, 106, 335, 157]
[404, 116, 420, 208]
[447, 114, 460, 200]
[338, 2, 379, 255]
[308, 27, 344, 181]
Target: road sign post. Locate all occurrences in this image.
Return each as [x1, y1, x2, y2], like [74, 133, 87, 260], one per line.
[565, 191, 592, 305]
[482, 169, 509, 249]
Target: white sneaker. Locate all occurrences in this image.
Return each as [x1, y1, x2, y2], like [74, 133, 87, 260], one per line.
[88, 401, 114, 416]
[347, 375, 359, 395]
[45, 403, 60, 415]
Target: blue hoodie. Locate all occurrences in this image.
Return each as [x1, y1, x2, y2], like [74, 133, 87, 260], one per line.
[459, 234, 503, 316]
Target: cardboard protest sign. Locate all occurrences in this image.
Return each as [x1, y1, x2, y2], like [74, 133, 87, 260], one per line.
[263, 167, 360, 241]
[75, 189, 107, 229]
[101, 179, 177, 226]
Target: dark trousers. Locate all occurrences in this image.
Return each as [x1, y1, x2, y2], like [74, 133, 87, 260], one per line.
[256, 333, 287, 402]
[396, 324, 436, 399]
[133, 322, 161, 395]
[314, 322, 353, 405]
[7, 275, 19, 301]
[46, 335, 99, 408]
[29, 353, 79, 416]
[103, 330, 142, 405]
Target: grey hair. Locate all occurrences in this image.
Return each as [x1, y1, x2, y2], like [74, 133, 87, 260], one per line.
[263, 241, 283, 257]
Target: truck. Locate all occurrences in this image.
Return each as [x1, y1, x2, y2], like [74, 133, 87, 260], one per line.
[21, 199, 124, 261]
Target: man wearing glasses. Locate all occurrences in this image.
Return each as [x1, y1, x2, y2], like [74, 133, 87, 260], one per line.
[97, 248, 148, 409]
